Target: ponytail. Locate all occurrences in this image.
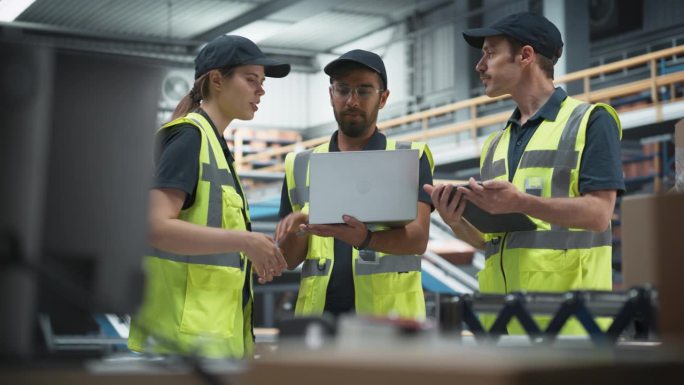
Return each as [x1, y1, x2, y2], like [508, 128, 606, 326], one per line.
[170, 73, 208, 121]
[169, 66, 237, 122]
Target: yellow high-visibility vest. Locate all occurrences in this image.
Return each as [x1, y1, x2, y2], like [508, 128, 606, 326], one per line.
[478, 96, 621, 334]
[284, 139, 434, 320]
[128, 112, 253, 358]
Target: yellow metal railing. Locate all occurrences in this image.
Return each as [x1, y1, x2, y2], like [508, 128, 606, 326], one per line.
[236, 44, 684, 172]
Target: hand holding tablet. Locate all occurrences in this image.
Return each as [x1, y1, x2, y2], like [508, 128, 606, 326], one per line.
[447, 182, 536, 233]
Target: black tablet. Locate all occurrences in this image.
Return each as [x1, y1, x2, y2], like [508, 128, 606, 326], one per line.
[447, 184, 537, 233]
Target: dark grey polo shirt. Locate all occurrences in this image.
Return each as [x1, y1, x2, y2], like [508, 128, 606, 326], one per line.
[279, 129, 434, 316]
[505, 87, 625, 195]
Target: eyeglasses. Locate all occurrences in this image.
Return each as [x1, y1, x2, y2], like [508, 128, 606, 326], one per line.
[331, 84, 384, 100]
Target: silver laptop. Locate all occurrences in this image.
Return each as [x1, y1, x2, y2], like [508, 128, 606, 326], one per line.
[308, 149, 419, 225]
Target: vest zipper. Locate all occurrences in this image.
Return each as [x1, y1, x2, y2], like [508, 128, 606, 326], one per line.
[500, 233, 509, 293]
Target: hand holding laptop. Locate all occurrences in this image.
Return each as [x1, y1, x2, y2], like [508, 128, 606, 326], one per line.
[276, 211, 369, 247]
[275, 212, 309, 243]
[300, 214, 369, 248]
[274, 212, 368, 259]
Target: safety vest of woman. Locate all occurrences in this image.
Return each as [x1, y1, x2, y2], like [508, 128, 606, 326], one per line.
[128, 112, 253, 358]
[284, 139, 434, 320]
[478, 96, 621, 334]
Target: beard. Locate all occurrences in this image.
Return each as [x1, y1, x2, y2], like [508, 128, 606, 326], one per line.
[333, 103, 379, 138]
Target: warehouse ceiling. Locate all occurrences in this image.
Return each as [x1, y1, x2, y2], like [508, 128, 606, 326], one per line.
[2, 0, 450, 71]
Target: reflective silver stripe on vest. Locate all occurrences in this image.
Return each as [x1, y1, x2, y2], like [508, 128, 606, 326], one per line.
[491, 159, 506, 179]
[204, 146, 236, 228]
[505, 229, 611, 250]
[301, 258, 332, 279]
[396, 141, 412, 150]
[481, 131, 506, 180]
[187, 116, 237, 229]
[518, 149, 579, 169]
[549, 103, 591, 231]
[153, 249, 242, 268]
[355, 255, 422, 276]
[188, 116, 237, 192]
[290, 150, 312, 207]
[551, 103, 591, 198]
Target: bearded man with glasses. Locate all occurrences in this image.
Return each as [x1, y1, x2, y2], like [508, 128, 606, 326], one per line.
[275, 50, 435, 321]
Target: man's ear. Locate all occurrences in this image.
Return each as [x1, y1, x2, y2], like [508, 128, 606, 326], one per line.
[519, 45, 535, 66]
[378, 89, 390, 109]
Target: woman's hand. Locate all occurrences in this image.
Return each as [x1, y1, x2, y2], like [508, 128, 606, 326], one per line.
[243, 233, 287, 284]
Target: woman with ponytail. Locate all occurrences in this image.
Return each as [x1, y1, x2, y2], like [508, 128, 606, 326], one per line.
[128, 35, 290, 358]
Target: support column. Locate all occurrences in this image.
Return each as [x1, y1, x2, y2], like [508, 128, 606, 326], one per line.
[544, 0, 590, 94]
[452, 0, 473, 122]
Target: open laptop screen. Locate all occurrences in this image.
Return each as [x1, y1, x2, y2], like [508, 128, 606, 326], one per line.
[308, 149, 419, 226]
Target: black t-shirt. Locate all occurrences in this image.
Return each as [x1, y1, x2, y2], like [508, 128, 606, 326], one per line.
[155, 111, 245, 209]
[278, 129, 434, 316]
[505, 88, 625, 195]
[155, 109, 252, 306]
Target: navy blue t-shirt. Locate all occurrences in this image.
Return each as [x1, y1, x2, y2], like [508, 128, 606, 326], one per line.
[278, 129, 434, 316]
[155, 109, 252, 307]
[504, 88, 625, 195]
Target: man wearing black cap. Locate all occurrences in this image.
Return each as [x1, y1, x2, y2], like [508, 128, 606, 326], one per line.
[275, 50, 435, 320]
[426, 12, 624, 334]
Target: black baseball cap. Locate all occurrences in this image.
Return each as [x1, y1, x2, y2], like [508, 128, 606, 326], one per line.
[194, 35, 291, 79]
[324, 49, 388, 89]
[462, 12, 563, 60]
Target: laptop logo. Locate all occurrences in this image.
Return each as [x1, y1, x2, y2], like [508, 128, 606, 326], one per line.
[356, 178, 372, 194]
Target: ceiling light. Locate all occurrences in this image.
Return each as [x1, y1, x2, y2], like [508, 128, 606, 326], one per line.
[0, 0, 36, 22]
[229, 20, 292, 43]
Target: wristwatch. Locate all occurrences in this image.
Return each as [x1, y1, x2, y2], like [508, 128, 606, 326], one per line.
[355, 229, 374, 250]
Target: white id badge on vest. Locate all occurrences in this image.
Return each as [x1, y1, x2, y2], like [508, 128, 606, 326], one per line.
[525, 176, 544, 197]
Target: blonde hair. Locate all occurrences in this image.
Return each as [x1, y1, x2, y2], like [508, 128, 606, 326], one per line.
[170, 66, 235, 121]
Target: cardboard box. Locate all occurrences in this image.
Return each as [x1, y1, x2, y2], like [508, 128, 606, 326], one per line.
[675, 119, 684, 192]
[426, 239, 475, 265]
[621, 192, 684, 341]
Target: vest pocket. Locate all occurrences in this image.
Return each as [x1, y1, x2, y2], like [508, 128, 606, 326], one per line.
[179, 264, 243, 338]
[370, 271, 421, 295]
[222, 186, 246, 231]
[518, 249, 581, 292]
[518, 249, 567, 272]
[366, 272, 424, 318]
[295, 275, 324, 315]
